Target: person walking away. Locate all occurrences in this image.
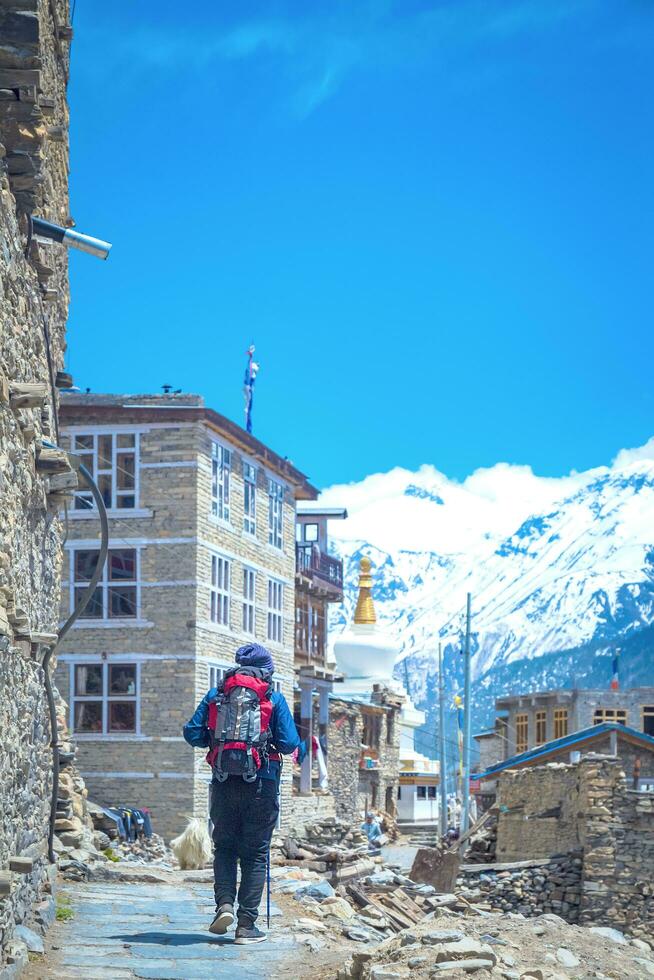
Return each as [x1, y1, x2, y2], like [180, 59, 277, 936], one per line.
[183, 643, 300, 944]
[361, 811, 383, 851]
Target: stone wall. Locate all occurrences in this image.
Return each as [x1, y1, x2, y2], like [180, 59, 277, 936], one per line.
[495, 763, 583, 862]
[459, 853, 583, 922]
[578, 757, 654, 940]
[491, 757, 654, 937]
[0, 0, 72, 972]
[328, 699, 362, 824]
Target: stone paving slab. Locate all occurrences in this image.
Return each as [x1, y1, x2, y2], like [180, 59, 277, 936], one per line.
[42, 877, 298, 979]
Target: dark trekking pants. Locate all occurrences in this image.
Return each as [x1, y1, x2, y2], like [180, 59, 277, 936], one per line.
[210, 776, 279, 926]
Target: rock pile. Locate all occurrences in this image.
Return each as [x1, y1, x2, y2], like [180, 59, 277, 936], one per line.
[109, 833, 175, 867]
[277, 816, 376, 885]
[458, 854, 583, 922]
[335, 907, 654, 979]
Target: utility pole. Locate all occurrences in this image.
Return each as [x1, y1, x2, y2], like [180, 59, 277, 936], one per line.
[461, 593, 472, 838]
[438, 641, 448, 836]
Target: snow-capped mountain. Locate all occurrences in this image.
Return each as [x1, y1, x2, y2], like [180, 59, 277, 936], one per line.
[320, 439, 654, 738]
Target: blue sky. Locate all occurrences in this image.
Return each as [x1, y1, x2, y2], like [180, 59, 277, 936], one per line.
[67, 0, 654, 489]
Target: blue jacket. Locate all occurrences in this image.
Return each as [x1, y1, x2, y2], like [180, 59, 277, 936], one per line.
[183, 688, 300, 782]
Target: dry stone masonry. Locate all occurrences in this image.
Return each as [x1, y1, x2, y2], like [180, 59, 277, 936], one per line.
[0, 0, 76, 974]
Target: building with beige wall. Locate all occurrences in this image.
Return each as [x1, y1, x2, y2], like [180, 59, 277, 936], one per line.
[56, 391, 316, 839]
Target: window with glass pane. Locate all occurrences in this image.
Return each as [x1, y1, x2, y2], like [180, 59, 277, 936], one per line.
[535, 710, 546, 745]
[304, 523, 319, 543]
[594, 708, 627, 726]
[554, 708, 568, 739]
[417, 786, 427, 800]
[73, 547, 138, 620]
[267, 578, 283, 643]
[71, 431, 138, 511]
[211, 443, 231, 520]
[243, 567, 256, 633]
[243, 463, 257, 534]
[72, 661, 138, 734]
[210, 555, 230, 625]
[268, 479, 283, 549]
[516, 713, 528, 753]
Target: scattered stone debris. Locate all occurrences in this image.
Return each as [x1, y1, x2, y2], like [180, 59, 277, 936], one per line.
[334, 907, 654, 979]
[109, 832, 175, 867]
[276, 816, 378, 884]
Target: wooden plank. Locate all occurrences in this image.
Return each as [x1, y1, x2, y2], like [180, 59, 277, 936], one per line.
[0, 69, 41, 89]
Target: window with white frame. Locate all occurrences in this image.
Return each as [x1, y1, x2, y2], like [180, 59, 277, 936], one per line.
[243, 462, 257, 535]
[267, 578, 283, 644]
[72, 432, 138, 511]
[71, 662, 139, 734]
[211, 443, 231, 521]
[243, 567, 256, 634]
[268, 479, 284, 549]
[209, 665, 227, 690]
[72, 548, 138, 619]
[210, 555, 230, 626]
[207, 663, 280, 693]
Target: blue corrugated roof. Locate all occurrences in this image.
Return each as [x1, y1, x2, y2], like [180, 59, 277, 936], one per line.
[474, 722, 654, 780]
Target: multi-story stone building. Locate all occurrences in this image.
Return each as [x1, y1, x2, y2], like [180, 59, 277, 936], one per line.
[491, 686, 654, 760]
[293, 505, 346, 799]
[56, 391, 317, 839]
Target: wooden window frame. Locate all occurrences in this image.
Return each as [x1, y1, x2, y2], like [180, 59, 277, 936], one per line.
[70, 660, 140, 735]
[515, 713, 528, 754]
[554, 708, 568, 739]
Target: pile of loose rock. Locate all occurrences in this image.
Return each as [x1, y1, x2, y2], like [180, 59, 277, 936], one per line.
[334, 908, 654, 979]
[458, 854, 583, 922]
[276, 816, 377, 885]
[109, 833, 175, 867]
[464, 810, 498, 864]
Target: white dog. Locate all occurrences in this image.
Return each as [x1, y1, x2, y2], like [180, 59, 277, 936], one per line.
[170, 817, 213, 870]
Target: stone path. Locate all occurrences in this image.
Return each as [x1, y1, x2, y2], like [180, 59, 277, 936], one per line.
[28, 876, 309, 980]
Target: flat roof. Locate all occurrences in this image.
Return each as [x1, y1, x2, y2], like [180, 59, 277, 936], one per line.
[297, 505, 348, 520]
[497, 686, 654, 706]
[59, 392, 318, 499]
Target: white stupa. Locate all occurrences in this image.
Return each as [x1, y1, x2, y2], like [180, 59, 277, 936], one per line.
[333, 557, 399, 695]
[333, 557, 440, 823]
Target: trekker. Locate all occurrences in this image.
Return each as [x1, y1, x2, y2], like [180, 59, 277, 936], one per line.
[183, 642, 300, 945]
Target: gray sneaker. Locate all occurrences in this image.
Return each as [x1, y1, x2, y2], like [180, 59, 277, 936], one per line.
[234, 923, 267, 944]
[209, 904, 234, 935]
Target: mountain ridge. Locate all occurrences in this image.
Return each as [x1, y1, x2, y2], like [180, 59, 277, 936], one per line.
[321, 446, 654, 739]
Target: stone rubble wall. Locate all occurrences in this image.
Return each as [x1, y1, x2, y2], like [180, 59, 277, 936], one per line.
[0, 0, 73, 973]
[458, 852, 583, 922]
[578, 757, 654, 940]
[492, 756, 654, 939]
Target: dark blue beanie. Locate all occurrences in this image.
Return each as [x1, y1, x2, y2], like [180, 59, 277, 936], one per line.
[235, 642, 275, 674]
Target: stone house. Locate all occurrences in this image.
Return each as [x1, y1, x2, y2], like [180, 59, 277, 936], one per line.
[56, 391, 317, 839]
[0, 0, 79, 970]
[486, 756, 654, 938]
[487, 685, 654, 762]
[474, 720, 654, 806]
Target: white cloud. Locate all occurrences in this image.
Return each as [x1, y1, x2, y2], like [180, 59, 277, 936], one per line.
[318, 438, 654, 554]
[612, 437, 654, 469]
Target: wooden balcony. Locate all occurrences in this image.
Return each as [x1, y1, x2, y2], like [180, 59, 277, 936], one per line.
[295, 544, 343, 599]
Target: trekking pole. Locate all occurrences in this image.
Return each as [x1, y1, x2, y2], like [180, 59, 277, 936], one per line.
[266, 846, 271, 929]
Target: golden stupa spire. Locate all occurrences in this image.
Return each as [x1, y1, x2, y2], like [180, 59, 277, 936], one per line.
[354, 557, 377, 625]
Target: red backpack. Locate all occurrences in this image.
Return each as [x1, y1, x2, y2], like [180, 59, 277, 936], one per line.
[206, 667, 275, 782]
